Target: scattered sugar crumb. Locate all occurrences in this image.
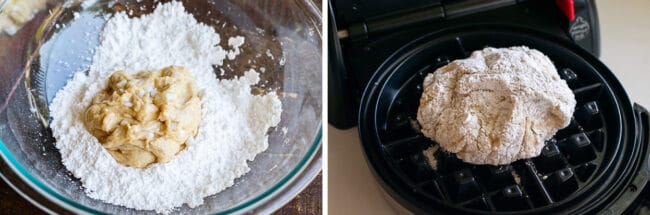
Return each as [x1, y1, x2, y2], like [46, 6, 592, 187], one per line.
[512, 170, 521, 185]
[266, 49, 274, 59]
[422, 145, 440, 171]
[410, 118, 421, 132]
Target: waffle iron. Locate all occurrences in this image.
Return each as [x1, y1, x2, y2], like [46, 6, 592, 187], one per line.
[329, 0, 650, 214]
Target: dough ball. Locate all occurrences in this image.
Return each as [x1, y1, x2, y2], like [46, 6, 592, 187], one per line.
[417, 46, 576, 165]
[84, 66, 202, 168]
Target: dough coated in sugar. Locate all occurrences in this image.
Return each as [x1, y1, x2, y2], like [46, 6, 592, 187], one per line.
[417, 46, 576, 165]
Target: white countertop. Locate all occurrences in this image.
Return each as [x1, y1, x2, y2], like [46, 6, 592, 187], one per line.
[328, 1, 650, 214]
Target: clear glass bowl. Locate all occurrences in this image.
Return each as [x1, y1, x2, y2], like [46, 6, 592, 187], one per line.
[0, 0, 322, 213]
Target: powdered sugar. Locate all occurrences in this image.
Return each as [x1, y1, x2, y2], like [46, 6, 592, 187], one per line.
[49, 2, 282, 213]
[227, 36, 245, 60]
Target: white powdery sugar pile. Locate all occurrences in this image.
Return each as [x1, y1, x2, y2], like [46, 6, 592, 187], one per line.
[49, 2, 282, 213]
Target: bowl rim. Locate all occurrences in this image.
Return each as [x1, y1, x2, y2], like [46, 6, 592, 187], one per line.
[0, 127, 322, 214]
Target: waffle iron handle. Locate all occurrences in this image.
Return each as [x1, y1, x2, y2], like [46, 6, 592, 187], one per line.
[601, 104, 650, 214]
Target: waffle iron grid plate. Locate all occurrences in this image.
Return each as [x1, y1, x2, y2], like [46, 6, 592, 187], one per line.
[358, 26, 650, 214]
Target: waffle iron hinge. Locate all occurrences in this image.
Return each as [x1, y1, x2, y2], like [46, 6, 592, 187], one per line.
[338, 0, 519, 41]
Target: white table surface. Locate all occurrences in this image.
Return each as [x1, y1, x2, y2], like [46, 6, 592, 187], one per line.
[328, 1, 650, 214]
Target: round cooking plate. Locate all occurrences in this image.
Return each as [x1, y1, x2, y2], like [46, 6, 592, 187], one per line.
[358, 26, 650, 214]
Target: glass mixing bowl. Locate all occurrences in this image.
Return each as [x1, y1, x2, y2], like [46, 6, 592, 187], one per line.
[0, 0, 321, 213]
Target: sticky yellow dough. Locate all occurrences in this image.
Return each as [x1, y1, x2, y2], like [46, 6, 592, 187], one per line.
[84, 66, 201, 168]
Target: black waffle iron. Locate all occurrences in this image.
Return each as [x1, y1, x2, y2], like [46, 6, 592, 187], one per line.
[329, 0, 650, 214]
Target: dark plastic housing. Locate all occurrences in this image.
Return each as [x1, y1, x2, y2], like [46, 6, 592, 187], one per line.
[358, 26, 650, 214]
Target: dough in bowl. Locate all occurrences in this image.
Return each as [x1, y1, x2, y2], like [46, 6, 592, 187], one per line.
[417, 46, 576, 165]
